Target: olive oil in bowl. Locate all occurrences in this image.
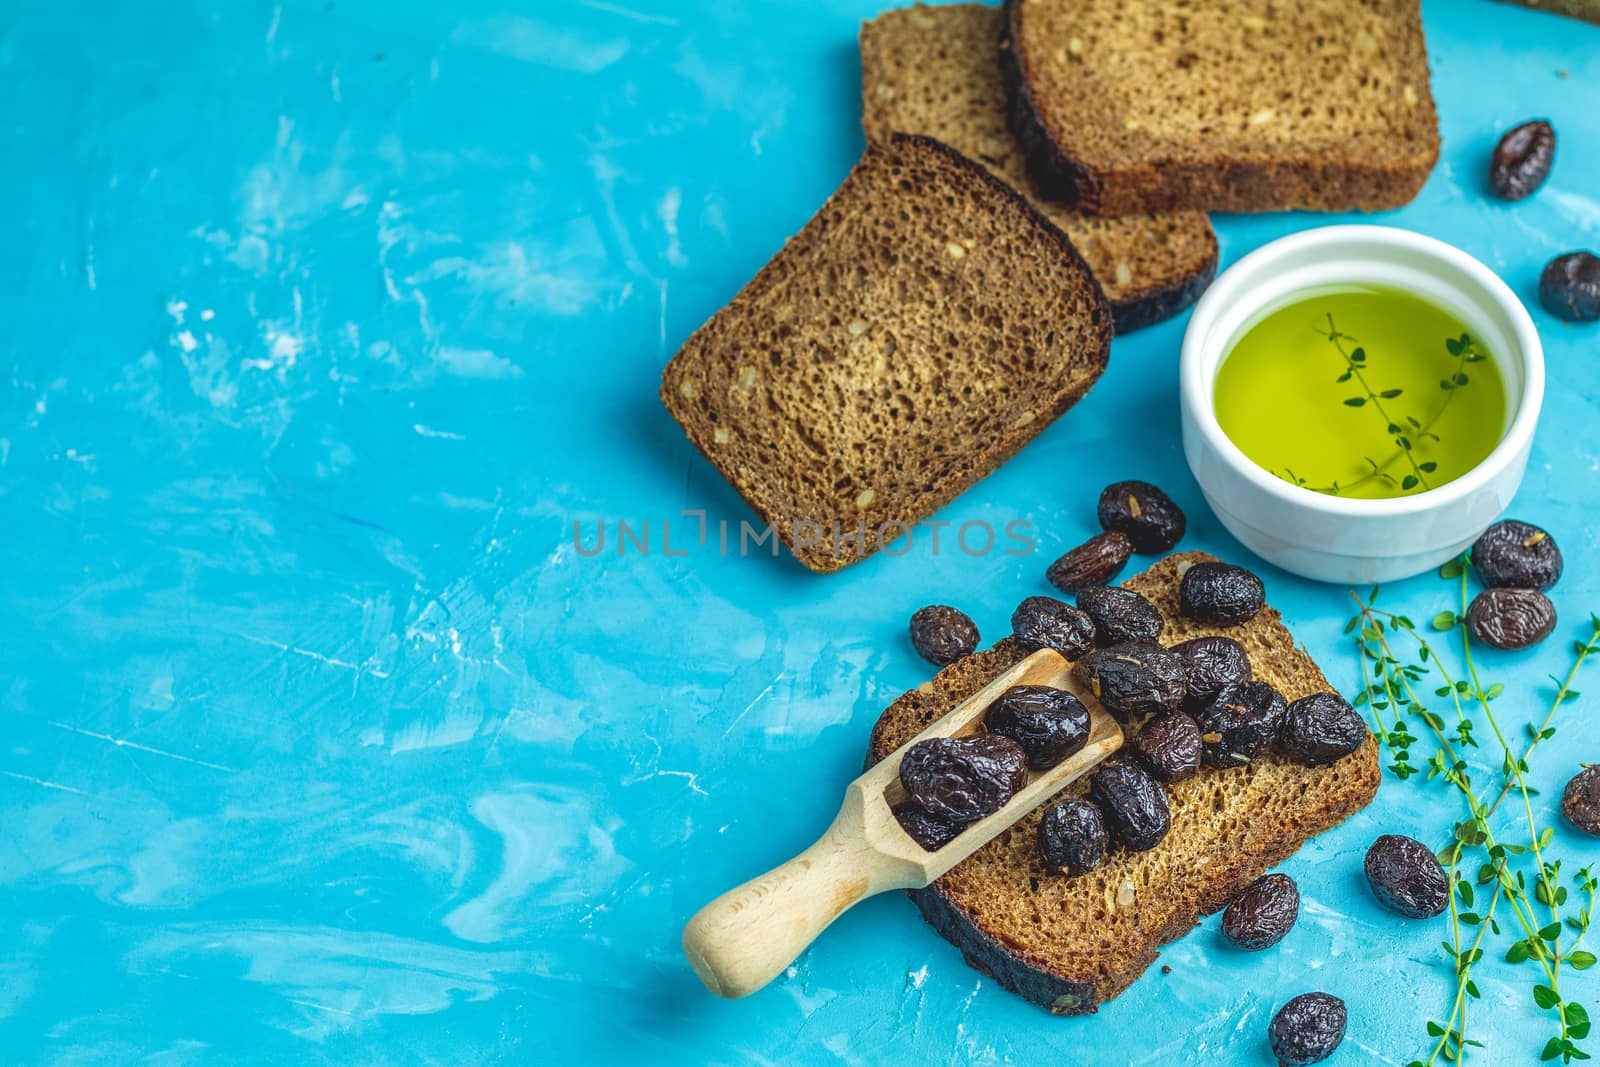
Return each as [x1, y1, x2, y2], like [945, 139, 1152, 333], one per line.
[1213, 286, 1509, 500]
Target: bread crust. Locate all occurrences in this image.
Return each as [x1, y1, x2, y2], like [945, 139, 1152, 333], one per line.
[865, 552, 1382, 1012]
[661, 133, 1112, 573]
[1000, 0, 1440, 215]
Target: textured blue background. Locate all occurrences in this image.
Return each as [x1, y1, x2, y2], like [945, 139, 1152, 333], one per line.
[3, 1, 1600, 1063]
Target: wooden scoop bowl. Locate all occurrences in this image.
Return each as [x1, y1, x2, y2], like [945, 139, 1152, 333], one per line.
[682, 647, 1124, 999]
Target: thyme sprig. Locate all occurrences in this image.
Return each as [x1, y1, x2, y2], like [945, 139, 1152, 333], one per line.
[1348, 560, 1600, 1064]
[1282, 316, 1486, 498]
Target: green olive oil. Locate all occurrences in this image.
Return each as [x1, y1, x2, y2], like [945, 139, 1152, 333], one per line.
[1213, 286, 1509, 500]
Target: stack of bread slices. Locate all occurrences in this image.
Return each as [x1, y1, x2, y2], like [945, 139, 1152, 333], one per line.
[662, 0, 1439, 573]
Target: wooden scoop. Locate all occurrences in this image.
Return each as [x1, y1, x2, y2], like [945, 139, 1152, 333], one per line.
[682, 647, 1124, 999]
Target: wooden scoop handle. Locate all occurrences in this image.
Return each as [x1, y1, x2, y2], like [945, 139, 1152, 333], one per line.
[681, 783, 922, 999]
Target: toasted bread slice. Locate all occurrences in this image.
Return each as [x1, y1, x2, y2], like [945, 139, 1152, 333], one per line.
[860, 4, 1217, 333]
[866, 551, 1381, 1012]
[661, 134, 1111, 574]
[1001, 0, 1440, 215]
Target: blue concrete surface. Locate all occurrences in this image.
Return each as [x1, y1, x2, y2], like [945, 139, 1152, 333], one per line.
[3, 1, 1600, 1063]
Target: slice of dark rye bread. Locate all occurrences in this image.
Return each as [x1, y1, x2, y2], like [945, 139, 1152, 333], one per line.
[1000, 0, 1441, 216]
[860, 4, 1217, 334]
[661, 134, 1111, 574]
[866, 551, 1381, 1013]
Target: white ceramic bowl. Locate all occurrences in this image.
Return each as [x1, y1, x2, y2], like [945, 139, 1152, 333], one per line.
[1180, 225, 1545, 584]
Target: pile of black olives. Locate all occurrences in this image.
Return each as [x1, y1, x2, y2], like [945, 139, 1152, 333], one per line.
[1465, 519, 1563, 650]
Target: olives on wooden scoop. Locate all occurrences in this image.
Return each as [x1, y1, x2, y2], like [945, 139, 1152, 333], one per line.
[1097, 480, 1186, 553]
[1269, 992, 1347, 1066]
[1221, 872, 1300, 951]
[1541, 251, 1600, 323]
[1090, 760, 1171, 852]
[1489, 119, 1556, 201]
[1364, 833, 1449, 918]
[1132, 711, 1203, 783]
[1280, 692, 1370, 766]
[1077, 585, 1163, 647]
[1037, 797, 1108, 876]
[1047, 530, 1133, 593]
[1195, 681, 1286, 768]
[1466, 587, 1557, 649]
[1072, 640, 1187, 721]
[1171, 635, 1252, 712]
[909, 605, 979, 666]
[1471, 519, 1562, 589]
[1562, 766, 1600, 837]
[985, 685, 1090, 770]
[1179, 561, 1266, 626]
[1010, 596, 1096, 661]
[899, 735, 1027, 824]
[892, 803, 963, 852]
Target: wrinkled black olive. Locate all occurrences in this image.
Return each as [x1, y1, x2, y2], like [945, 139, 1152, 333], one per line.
[1072, 640, 1187, 720]
[1472, 519, 1563, 589]
[1489, 119, 1556, 201]
[1047, 531, 1133, 593]
[1269, 992, 1347, 1066]
[1133, 711, 1203, 782]
[1011, 596, 1096, 661]
[1090, 760, 1171, 851]
[1077, 585, 1164, 647]
[1037, 797, 1108, 875]
[892, 802, 963, 852]
[1172, 635, 1253, 712]
[909, 605, 979, 666]
[1563, 766, 1600, 836]
[986, 685, 1090, 770]
[1097, 480, 1186, 553]
[1195, 681, 1286, 768]
[1540, 251, 1600, 323]
[1179, 561, 1266, 626]
[1222, 872, 1300, 951]
[899, 735, 1028, 824]
[1467, 587, 1557, 649]
[1280, 693, 1370, 767]
[1364, 834, 1449, 918]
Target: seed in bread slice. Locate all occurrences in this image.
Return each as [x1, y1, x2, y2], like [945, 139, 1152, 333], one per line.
[1001, 0, 1441, 215]
[866, 551, 1381, 1012]
[860, 3, 1217, 333]
[661, 133, 1112, 574]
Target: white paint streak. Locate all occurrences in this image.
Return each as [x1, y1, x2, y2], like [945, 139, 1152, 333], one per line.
[412, 424, 466, 441]
[3, 770, 90, 796]
[580, 0, 679, 25]
[47, 722, 237, 774]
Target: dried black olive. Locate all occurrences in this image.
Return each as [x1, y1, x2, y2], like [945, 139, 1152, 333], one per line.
[986, 685, 1090, 770]
[1090, 760, 1170, 851]
[1280, 692, 1370, 767]
[899, 735, 1027, 824]
[1540, 251, 1600, 323]
[1047, 530, 1133, 593]
[1072, 640, 1187, 721]
[1364, 834, 1449, 918]
[1466, 587, 1557, 649]
[1222, 872, 1300, 951]
[1562, 766, 1600, 836]
[1269, 992, 1347, 1066]
[1132, 712, 1203, 782]
[892, 802, 963, 852]
[1179, 561, 1266, 626]
[909, 605, 979, 666]
[1011, 596, 1096, 661]
[1489, 119, 1556, 201]
[1037, 797, 1108, 875]
[1096, 480, 1186, 553]
[1195, 681, 1286, 768]
[1172, 635, 1253, 712]
[1077, 585, 1164, 647]
[1471, 519, 1563, 590]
